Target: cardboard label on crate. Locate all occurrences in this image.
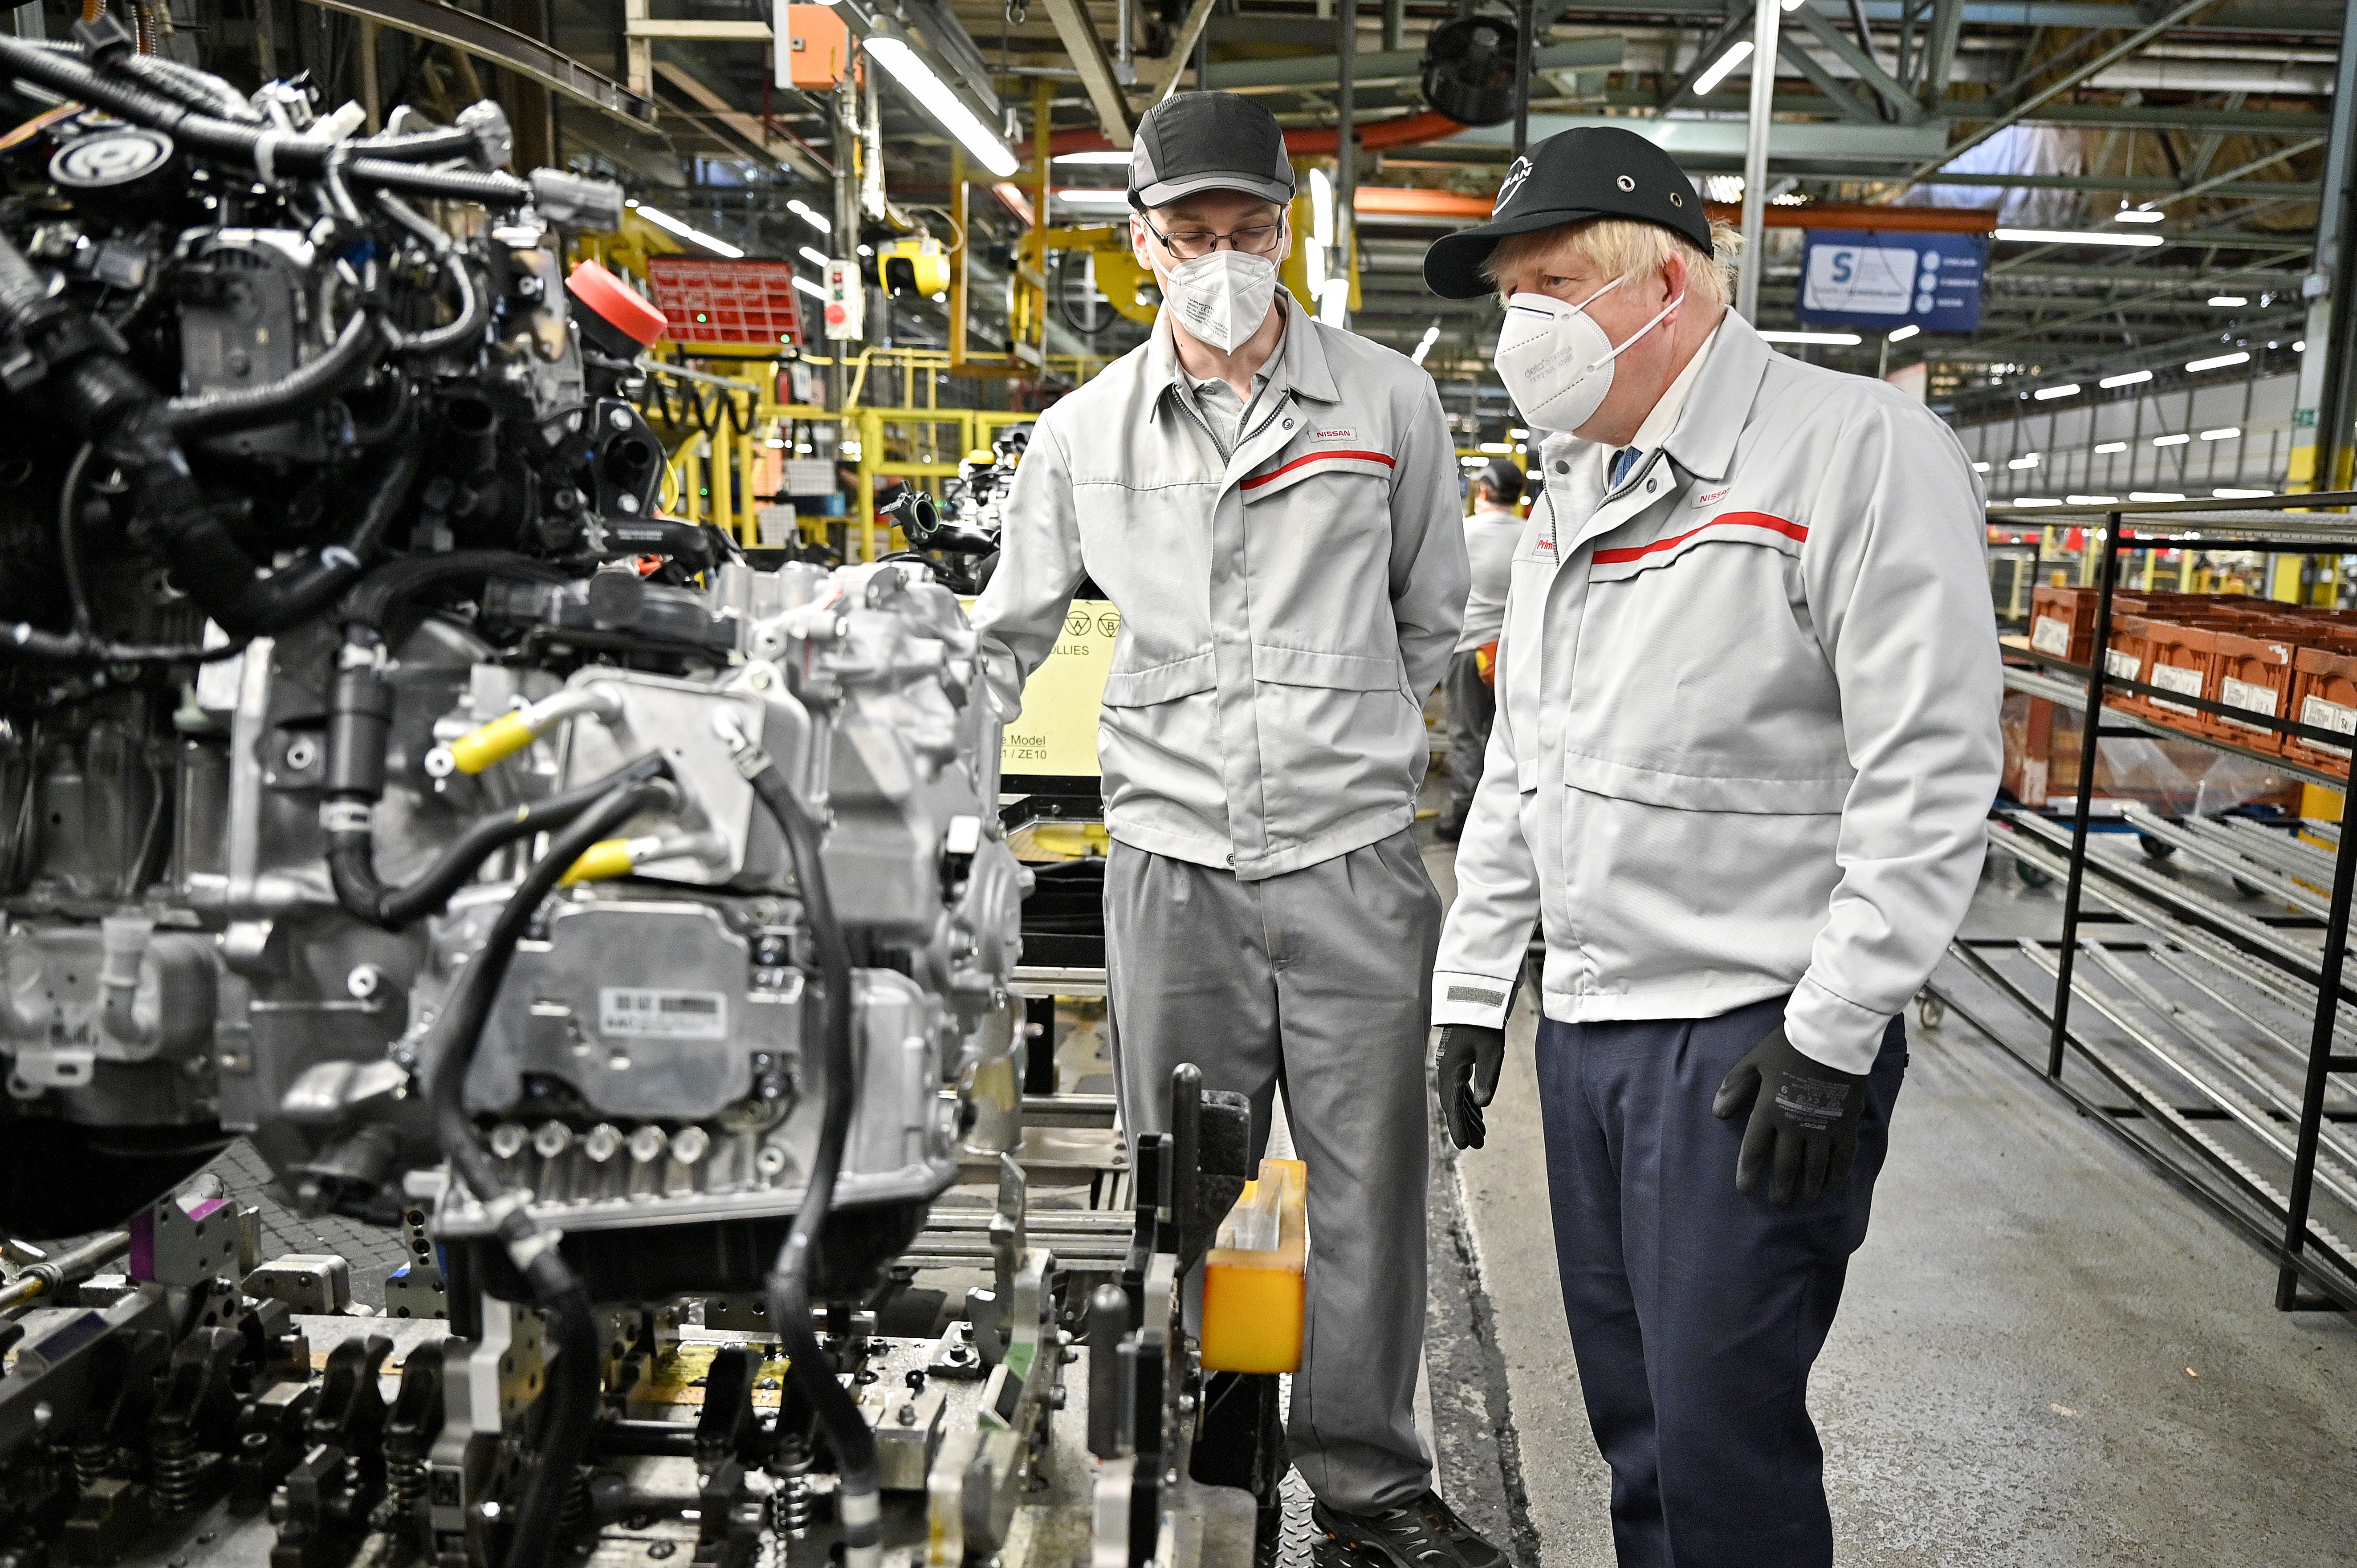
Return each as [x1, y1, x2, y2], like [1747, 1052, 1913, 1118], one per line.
[2031, 615, 2073, 658]
[2149, 664, 2203, 715]
[2300, 694, 2356, 758]
[2219, 676, 2280, 733]
[2105, 649, 2141, 682]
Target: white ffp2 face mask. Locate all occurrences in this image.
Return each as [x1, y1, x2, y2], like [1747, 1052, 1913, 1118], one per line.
[1493, 278, 1682, 434]
[1161, 248, 1279, 352]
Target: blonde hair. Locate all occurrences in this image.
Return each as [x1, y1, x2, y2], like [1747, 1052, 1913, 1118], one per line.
[1480, 216, 1740, 308]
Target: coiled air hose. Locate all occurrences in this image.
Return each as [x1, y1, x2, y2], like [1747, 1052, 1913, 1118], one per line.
[421, 772, 675, 1568]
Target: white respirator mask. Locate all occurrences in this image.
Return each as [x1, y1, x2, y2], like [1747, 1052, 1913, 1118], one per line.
[1160, 248, 1280, 353]
[1493, 277, 1682, 434]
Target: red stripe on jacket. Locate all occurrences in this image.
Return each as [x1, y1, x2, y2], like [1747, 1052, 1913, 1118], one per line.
[1592, 511, 1807, 565]
[1240, 448, 1398, 490]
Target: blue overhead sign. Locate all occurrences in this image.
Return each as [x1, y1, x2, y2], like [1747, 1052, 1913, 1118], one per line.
[1794, 229, 1987, 334]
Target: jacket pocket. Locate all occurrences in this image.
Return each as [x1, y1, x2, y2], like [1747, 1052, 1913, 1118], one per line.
[1239, 452, 1396, 502]
[1563, 747, 1851, 813]
[1251, 643, 1400, 691]
[1101, 650, 1217, 707]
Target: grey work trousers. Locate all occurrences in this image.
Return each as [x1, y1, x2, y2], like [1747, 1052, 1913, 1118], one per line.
[1443, 649, 1495, 821]
[1104, 830, 1442, 1512]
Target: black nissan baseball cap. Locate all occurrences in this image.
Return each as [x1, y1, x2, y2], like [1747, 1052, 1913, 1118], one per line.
[1423, 125, 1711, 299]
[1129, 92, 1297, 211]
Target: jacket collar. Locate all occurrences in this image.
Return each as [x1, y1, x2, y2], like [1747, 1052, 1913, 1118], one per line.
[1144, 291, 1338, 421]
[1659, 309, 1772, 483]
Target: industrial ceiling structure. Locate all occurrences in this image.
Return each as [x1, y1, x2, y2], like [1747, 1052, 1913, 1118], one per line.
[10, 0, 2352, 488]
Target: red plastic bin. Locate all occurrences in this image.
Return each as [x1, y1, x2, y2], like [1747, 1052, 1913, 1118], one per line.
[645, 257, 804, 347]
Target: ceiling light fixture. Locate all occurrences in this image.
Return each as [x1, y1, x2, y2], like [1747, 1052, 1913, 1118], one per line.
[786, 199, 830, 235]
[2215, 488, 2272, 499]
[2208, 296, 2247, 308]
[1759, 329, 1861, 345]
[798, 245, 827, 268]
[1993, 228, 2165, 249]
[2129, 492, 2184, 501]
[1692, 39, 1754, 96]
[2186, 351, 2251, 372]
[2153, 433, 2190, 447]
[633, 203, 744, 258]
[2113, 208, 2166, 224]
[1412, 324, 1441, 366]
[1888, 324, 1921, 343]
[2093, 441, 2128, 454]
[791, 275, 823, 299]
[1053, 150, 1132, 165]
[1054, 188, 1132, 207]
[2199, 427, 2241, 441]
[2098, 370, 2152, 389]
[2015, 497, 2062, 508]
[863, 32, 1018, 177]
[2007, 455, 2040, 469]
[2066, 495, 2121, 505]
[2034, 384, 2080, 401]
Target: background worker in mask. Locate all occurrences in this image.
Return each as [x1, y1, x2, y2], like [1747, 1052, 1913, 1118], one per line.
[971, 93, 1498, 1568]
[1440, 456, 1524, 842]
[1423, 126, 2000, 1567]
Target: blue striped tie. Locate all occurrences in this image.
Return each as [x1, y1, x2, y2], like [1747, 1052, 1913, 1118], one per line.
[1609, 447, 1642, 489]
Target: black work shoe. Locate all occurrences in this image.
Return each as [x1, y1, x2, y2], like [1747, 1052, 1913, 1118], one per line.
[1311, 1491, 1510, 1568]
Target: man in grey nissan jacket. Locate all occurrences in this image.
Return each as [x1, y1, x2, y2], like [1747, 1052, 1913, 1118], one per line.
[971, 93, 1500, 1568]
[1426, 127, 2002, 1567]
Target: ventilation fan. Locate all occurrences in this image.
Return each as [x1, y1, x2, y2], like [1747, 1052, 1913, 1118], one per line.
[1421, 14, 1522, 127]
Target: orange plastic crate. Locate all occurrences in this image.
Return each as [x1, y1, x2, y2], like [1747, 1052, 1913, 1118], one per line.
[645, 257, 804, 347]
[2287, 644, 2357, 778]
[2204, 628, 2299, 754]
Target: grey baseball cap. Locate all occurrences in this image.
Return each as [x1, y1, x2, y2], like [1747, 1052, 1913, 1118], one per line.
[1128, 92, 1297, 211]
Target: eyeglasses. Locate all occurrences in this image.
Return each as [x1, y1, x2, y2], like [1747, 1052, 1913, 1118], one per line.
[1140, 212, 1286, 263]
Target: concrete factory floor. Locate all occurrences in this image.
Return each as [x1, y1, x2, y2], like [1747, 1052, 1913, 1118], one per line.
[1416, 837, 2357, 1567]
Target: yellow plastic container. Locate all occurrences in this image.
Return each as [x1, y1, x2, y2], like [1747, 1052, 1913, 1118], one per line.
[1200, 1158, 1307, 1374]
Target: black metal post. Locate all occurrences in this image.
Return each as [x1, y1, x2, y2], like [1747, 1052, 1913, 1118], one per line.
[2046, 512, 2123, 1078]
[2276, 803, 2357, 1308]
[1512, 0, 1535, 157]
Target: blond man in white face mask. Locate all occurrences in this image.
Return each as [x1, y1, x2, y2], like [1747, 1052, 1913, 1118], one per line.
[972, 92, 1497, 1568]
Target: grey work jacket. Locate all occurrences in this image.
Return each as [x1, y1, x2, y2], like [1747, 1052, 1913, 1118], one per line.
[972, 300, 1468, 880]
[1432, 313, 2003, 1073]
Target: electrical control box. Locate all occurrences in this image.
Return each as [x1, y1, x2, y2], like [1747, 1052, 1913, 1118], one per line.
[778, 2, 851, 89]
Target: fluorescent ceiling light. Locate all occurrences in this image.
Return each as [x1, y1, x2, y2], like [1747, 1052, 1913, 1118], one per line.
[2067, 495, 2120, 505]
[798, 246, 828, 268]
[2015, 497, 2061, 507]
[2113, 208, 2166, 224]
[2215, 488, 2273, 499]
[1887, 324, 1921, 343]
[2153, 433, 2190, 447]
[786, 199, 830, 235]
[2093, 441, 2128, 454]
[792, 275, 823, 299]
[1994, 228, 2165, 249]
[1692, 39, 1754, 96]
[2034, 384, 2080, 401]
[2129, 492, 2184, 501]
[2296, 340, 2307, 351]
[1054, 188, 1131, 206]
[1508, 427, 1529, 439]
[1054, 150, 1131, 165]
[1972, 461, 1991, 472]
[1310, 167, 1335, 247]
[2199, 426, 2241, 441]
[1759, 329, 1861, 345]
[864, 33, 1018, 178]
[1478, 442, 1513, 455]
[2208, 295, 2247, 308]
[1316, 277, 1348, 325]
[1412, 324, 1440, 366]
[2098, 370, 2152, 388]
[634, 203, 744, 258]
[2007, 455, 2039, 469]
[1779, 0, 1804, 9]
[1458, 455, 1489, 468]
[2186, 351, 2250, 372]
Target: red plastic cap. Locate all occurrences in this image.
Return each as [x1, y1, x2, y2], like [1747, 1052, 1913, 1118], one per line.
[567, 259, 667, 348]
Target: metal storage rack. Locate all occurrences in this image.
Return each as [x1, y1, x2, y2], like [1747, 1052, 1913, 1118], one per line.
[1952, 493, 2357, 1312]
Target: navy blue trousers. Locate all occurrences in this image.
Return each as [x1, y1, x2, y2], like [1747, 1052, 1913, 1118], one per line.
[1534, 996, 1906, 1568]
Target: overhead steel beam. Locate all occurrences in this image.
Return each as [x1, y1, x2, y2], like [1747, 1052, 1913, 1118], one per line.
[1145, 0, 1219, 101]
[1775, 30, 1885, 125]
[1604, 91, 2329, 133]
[1444, 113, 1950, 161]
[1661, 10, 1754, 113]
[1788, 4, 1925, 122]
[302, 0, 655, 129]
[653, 59, 832, 182]
[1917, 171, 2314, 198]
[1555, 0, 2332, 28]
[2133, 136, 2331, 214]
[1203, 35, 1622, 91]
[1915, 0, 1966, 107]
[1887, 0, 2214, 199]
[1042, 0, 1135, 148]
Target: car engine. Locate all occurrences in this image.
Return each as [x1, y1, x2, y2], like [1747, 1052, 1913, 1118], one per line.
[0, 22, 1269, 1568]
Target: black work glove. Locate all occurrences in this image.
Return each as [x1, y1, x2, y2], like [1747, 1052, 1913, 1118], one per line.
[1710, 1026, 1868, 1206]
[1435, 1024, 1506, 1150]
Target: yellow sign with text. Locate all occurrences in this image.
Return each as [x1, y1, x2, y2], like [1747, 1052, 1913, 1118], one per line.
[967, 598, 1119, 777]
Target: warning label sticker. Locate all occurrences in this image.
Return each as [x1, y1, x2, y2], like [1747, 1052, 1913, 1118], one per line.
[599, 988, 728, 1040]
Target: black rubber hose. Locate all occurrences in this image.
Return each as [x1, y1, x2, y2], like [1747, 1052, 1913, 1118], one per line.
[163, 306, 385, 436]
[741, 752, 881, 1566]
[326, 752, 669, 929]
[420, 775, 672, 1568]
[2, 622, 249, 663]
[146, 443, 419, 639]
[339, 551, 570, 634]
